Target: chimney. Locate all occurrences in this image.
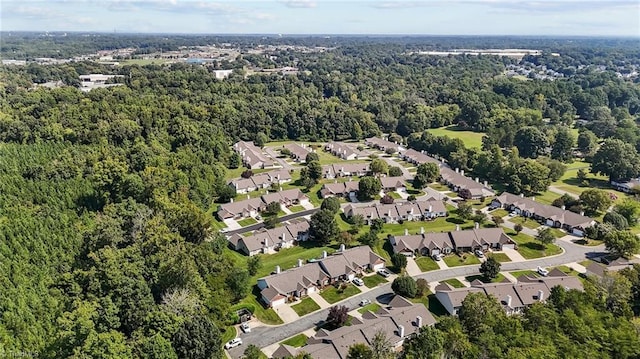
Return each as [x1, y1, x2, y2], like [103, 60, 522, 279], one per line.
[276, 265, 281, 274]
[455, 168, 459, 173]
[230, 198, 234, 203]
[580, 211, 585, 216]
[420, 227, 425, 234]
[460, 170, 465, 176]
[265, 237, 269, 247]
[388, 210, 392, 217]
[484, 180, 488, 187]
[475, 222, 479, 229]
[456, 225, 460, 231]
[323, 250, 327, 258]
[506, 295, 512, 307]
[279, 186, 283, 191]
[520, 193, 524, 198]
[398, 325, 405, 338]
[247, 194, 251, 199]
[298, 259, 303, 267]
[416, 316, 423, 327]
[428, 205, 432, 212]
[282, 232, 286, 242]
[475, 177, 479, 183]
[405, 228, 409, 236]
[561, 205, 566, 210]
[537, 290, 544, 301]
[340, 243, 346, 252]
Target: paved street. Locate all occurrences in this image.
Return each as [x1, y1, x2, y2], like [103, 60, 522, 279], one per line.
[222, 208, 318, 236]
[227, 238, 605, 358]
[263, 146, 296, 171]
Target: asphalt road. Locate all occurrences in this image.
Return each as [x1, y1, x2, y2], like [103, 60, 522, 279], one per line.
[228, 239, 605, 358]
[223, 208, 319, 236]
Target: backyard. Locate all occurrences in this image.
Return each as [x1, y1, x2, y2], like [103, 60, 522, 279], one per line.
[465, 273, 507, 283]
[509, 216, 541, 230]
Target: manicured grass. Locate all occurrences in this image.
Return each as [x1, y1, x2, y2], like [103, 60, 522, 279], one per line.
[465, 273, 507, 283]
[387, 191, 403, 199]
[253, 244, 337, 279]
[488, 252, 512, 263]
[383, 216, 475, 236]
[471, 199, 492, 209]
[210, 216, 227, 231]
[281, 334, 308, 347]
[552, 265, 578, 276]
[412, 294, 449, 317]
[429, 126, 485, 149]
[445, 192, 459, 198]
[362, 275, 388, 288]
[579, 259, 597, 268]
[549, 228, 566, 238]
[510, 270, 538, 279]
[304, 183, 324, 207]
[291, 297, 321, 317]
[358, 302, 381, 314]
[320, 284, 361, 304]
[415, 257, 440, 272]
[289, 205, 305, 213]
[443, 253, 481, 267]
[429, 183, 450, 191]
[400, 161, 415, 169]
[509, 216, 541, 229]
[503, 228, 563, 259]
[491, 209, 509, 218]
[221, 326, 238, 346]
[531, 190, 560, 205]
[236, 288, 284, 325]
[443, 278, 465, 288]
[238, 217, 258, 227]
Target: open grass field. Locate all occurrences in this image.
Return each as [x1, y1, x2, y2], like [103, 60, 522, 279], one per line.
[362, 275, 388, 288]
[291, 297, 321, 317]
[320, 284, 361, 304]
[429, 126, 485, 149]
[281, 334, 308, 347]
[444, 253, 481, 267]
[503, 228, 563, 259]
[415, 256, 440, 272]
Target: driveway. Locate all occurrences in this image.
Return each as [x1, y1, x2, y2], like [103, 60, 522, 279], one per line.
[227, 239, 606, 358]
[405, 257, 422, 276]
[380, 155, 414, 180]
[501, 248, 527, 262]
[307, 292, 332, 310]
[264, 146, 294, 171]
[273, 304, 300, 323]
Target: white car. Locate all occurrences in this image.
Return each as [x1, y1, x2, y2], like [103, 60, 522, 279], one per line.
[240, 322, 251, 333]
[225, 338, 243, 349]
[359, 299, 371, 306]
[352, 277, 364, 286]
[537, 266, 549, 277]
[509, 212, 518, 217]
[475, 250, 485, 258]
[377, 269, 391, 278]
[432, 254, 442, 261]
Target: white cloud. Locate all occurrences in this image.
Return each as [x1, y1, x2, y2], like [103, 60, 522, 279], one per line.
[280, 0, 317, 8]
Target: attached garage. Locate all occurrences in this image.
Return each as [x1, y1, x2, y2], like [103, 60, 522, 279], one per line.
[572, 228, 584, 237]
[371, 262, 386, 271]
[501, 243, 516, 250]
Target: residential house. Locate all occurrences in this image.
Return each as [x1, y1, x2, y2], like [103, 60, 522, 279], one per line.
[365, 137, 404, 153]
[611, 178, 640, 193]
[344, 200, 447, 224]
[320, 181, 359, 199]
[333, 163, 371, 177]
[229, 177, 257, 194]
[400, 149, 440, 165]
[228, 169, 292, 194]
[380, 176, 407, 192]
[217, 198, 266, 220]
[389, 231, 455, 257]
[261, 188, 309, 207]
[272, 296, 436, 358]
[436, 269, 583, 315]
[449, 227, 516, 252]
[233, 141, 275, 169]
[492, 192, 595, 236]
[376, 203, 401, 223]
[344, 204, 381, 225]
[321, 164, 338, 179]
[284, 143, 312, 163]
[440, 167, 495, 199]
[268, 169, 292, 184]
[325, 141, 369, 160]
[585, 257, 639, 278]
[228, 219, 311, 256]
[416, 200, 448, 219]
[249, 173, 271, 190]
[257, 246, 385, 306]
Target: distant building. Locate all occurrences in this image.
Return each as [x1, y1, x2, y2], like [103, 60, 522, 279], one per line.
[233, 141, 276, 169]
[213, 69, 234, 79]
[78, 74, 124, 92]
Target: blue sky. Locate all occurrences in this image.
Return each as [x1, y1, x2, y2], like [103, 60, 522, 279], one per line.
[2, 1, 639, 36]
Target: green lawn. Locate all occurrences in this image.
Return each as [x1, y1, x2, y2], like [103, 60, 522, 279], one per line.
[510, 270, 538, 279]
[443, 253, 481, 267]
[471, 199, 492, 209]
[491, 209, 509, 218]
[445, 192, 459, 198]
[253, 244, 337, 279]
[291, 297, 321, 317]
[465, 273, 507, 283]
[221, 326, 237, 347]
[429, 126, 485, 149]
[552, 265, 580, 277]
[289, 205, 305, 213]
[415, 257, 440, 272]
[549, 228, 566, 238]
[320, 284, 361, 304]
[383, 216, 474, 236]
[443, 278, 465, 288]
[387, 191, 402, 199]
[238, 217, 258, 227]
[530, 190, 560, 205]
[503, 228, 563, 259]
[487, 252, 512, 263]
[579, 259, 597, 268]
[281, 334, 308, 347]
[235, 288, 284, 325]
[358, 302, 381, 314]
[429, 183, 450, 192]
[509, 216, 541, 230]
[362, 275, 388, 288]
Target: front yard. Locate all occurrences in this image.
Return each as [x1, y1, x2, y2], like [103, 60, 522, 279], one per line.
[503, 228, 563, 259]
[509, 216, 541, 230]
[415, 256, 440, 272]
[291, 297, 321, 317]
[362, 274, 388, 288]
[320, 283, 361, 304]
[281, 334, 308, 347]
[358, 302, 381, 314]
[510, 270, 538, 279]
[238, 217, 258, 227]
[443, 253, 481, 267]
[487, 252, 512, 263]
[289, 205, 305, 213]
[465, 273, 507, 283]
[442, 278, 465, 288]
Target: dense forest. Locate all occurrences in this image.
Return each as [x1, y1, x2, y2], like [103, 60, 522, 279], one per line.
[1, 35, 639, 358]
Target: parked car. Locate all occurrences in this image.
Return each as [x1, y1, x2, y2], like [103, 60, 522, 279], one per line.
[352, 277, 364, 286]
[509, 212, 518, 217]
[537, 266, 549, 276]
[377, 269, 391, 278]
[225, 338, 243, 349]
[240, 322, 251, 333]
[475, 250, 485, 258]
[359, 299, 371, 306]
[432, 254, 442, 261]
